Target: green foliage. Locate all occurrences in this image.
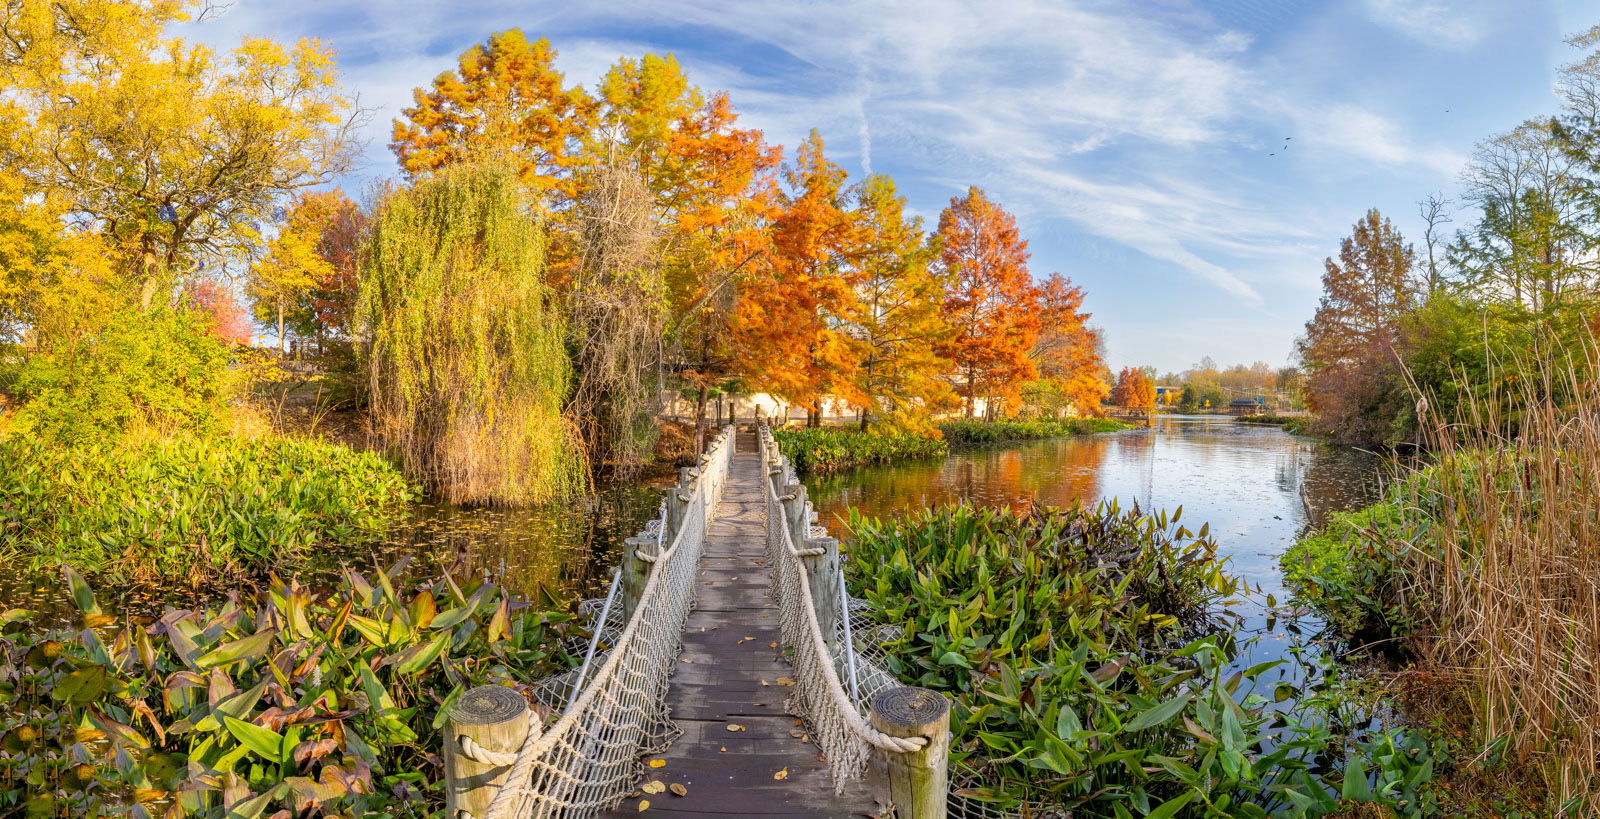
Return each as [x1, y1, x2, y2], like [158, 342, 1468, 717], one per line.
[0, 434, 413, 584]
[1281, 503, 1411, 636]
[0, 564, 577, 817]
[936, 417, 1128, 445]
[772, 426, 947, 474]
[360, 162, 585, 506]
[846, 503, 1431, 816]
[9, 306, 232, 444]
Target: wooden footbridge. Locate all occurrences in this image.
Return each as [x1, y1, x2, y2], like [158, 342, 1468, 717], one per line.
[439, 426, 954, 819]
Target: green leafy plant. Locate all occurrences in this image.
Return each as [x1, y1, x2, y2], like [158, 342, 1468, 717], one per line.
[846, 503, 1430, 816]
[0, 564, 578, 817]
[0, 434, 414, 585]
[773, 427, 948, 474]
[1280, 502, 1411, 637]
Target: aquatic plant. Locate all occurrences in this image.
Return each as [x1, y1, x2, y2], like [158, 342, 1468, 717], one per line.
[360, 163, 585, 506]
[0, 434, 413, 585]
[846, 502, 1428, 816]
[0, 564, 577, 817]
[773, 426, 947, 474]
[1280, 502, 1411, 637]
[936, 416, 1127, 445]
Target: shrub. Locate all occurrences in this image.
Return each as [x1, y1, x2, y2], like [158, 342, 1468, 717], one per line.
[845, 503, 1431, 815]
[9, 306, 234, 444]
[0, 565, 578, 817]
[0, 434, 414, 585]
[772, 427, 946, 474]
[1280, 502, 1410, 636]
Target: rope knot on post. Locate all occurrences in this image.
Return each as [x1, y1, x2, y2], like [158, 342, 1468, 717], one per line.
[443, 685, 530, 819]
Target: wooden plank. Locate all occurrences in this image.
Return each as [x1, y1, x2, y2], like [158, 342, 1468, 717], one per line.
[599, 435, 875, 817]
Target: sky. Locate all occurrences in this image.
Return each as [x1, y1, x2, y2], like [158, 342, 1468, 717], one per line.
[183, 0, 1600, 373]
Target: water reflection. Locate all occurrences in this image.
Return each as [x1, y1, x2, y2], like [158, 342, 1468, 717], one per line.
[808, 415, 1385, 673]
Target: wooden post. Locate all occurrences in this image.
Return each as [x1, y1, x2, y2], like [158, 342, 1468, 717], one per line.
[620, 531, 657, 621]
[445, 685, 531, 819]
[801, 534, 841, 651]
[869, 687, 951, 819]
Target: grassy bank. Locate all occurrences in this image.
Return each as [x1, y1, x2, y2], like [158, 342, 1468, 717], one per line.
[1282, 379, 1600, 813]
[0, 434, 413, 586]
[1236, 414, 1315, 435]
[937, 416, 1129, 444]
[0, 565, 578, 817]
[846, 502, 1431, 816]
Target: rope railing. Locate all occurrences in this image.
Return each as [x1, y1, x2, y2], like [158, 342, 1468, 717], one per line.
[756, 424, 952, 817]
[444, 425, 735, 819]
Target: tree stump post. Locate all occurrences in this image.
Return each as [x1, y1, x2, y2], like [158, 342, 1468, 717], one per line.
[869, 687, 951, 819]
[444, 685, 531, 819]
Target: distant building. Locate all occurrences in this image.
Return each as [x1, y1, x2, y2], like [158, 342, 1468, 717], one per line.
[1229, 397, 1263, 415]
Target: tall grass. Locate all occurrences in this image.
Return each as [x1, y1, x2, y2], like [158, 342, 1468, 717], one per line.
[0, 434, 413, 585]
[1287, 352, 1600, 811]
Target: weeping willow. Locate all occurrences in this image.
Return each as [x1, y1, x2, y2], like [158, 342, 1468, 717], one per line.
[359, 163, 586, 506]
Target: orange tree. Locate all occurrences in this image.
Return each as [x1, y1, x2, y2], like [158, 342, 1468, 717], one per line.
[934, 187, 1041, 418]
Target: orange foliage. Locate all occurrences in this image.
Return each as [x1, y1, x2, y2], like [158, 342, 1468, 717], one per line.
[733, 131, 861, 414]
[1032, 272, 1108, 415]
[390, 30, 595, 207]
[1111, 366, 1156, 411]
[934, 187, 1041, 418]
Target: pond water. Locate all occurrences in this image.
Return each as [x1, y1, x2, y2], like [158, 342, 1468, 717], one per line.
[0, 477, 668, 624]
[805, 415, 1387, 677]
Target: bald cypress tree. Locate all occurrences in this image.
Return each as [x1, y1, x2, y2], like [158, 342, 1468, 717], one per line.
[360, 163, 585, 505]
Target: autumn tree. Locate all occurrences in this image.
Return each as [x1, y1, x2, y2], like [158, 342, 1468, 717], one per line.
[301, 190, 367, 343]
[1111, 366, 1156, 412]
[359, 163, 582, 506]
[184, 277, 252, 345]
[1, 1, 362, 309]
[249, 196, 335, 354]
[592, 55, 779, 441]
[1027, 272, 1106, 416]
[1296, 209, 1418, 444]
[840, 175, 953, 432]
[390, 29, 594, 208]
[934, 187, 1041, 418]
[735, 130, 860, 425]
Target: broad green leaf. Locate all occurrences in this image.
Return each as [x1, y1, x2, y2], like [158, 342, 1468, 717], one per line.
[223, 716, 284, 761]
[1146, 790, 1194, 819]
[197, 630, 277, 669]
[1124, 692, 1193, 733]
[54, 666, 108, 705]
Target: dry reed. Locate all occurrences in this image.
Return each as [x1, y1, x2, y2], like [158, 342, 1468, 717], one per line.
[1395, 348, 1600, 811]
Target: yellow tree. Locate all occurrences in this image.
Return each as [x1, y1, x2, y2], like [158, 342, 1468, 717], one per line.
[2, 1, 361, 309]
[841, 174, 953, 432]
[593, 54, 780, 435]
[391, 29, 595, 208]
[248, 195, 335, 354]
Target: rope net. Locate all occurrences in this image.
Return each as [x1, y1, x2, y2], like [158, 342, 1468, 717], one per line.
[759, 425, 1033, 819]
[477, 427, 735, 819]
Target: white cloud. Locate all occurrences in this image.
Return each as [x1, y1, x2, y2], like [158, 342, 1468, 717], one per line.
[1364, 0, 1487, 49]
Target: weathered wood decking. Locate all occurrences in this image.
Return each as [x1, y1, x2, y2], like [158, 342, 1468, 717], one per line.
[603, 433, 874, 817]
